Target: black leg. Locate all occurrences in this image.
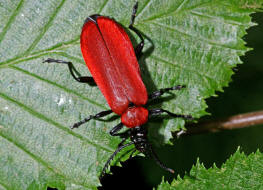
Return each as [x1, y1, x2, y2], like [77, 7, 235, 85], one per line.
[109, 123, 124, 136]
[71, 110, 112, 129]
[43, 58, 96, 86]
[149, 108, 193, 120]
[100, 140, 134, 179]
[129, 2, 144, 59]
[110, 124, 132, 140]
[148, 85, 186, 100]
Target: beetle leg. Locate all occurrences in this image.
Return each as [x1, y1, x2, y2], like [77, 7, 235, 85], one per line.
[129, 2, 144, 59]
[110, 124, 133, 140]
[130, 27, 144, 59]
[149, 108, 193, 120]
[148, 85, 186, 100]
[43, 58, 96, 86]
[109, 123, 124, 136]
[71, 110, 113, 129]
[130, 1, 138, 26]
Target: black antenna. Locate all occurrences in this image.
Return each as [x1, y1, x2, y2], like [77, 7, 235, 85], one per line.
[100, 141, 134, 179]
[148, 143, 175, 174]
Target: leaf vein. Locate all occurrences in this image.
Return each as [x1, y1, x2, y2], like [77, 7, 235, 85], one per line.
[226, 154, 237, 187]
[0, 39, 80, 66]
[150, 55, 216, 85]
[0, 87, 114, 153]
[0, 130, 66, 182]
[138, 0, 213, 23]
[98, 0, 110, 14]
[136, 0, 152, 20]
[0, 0, 25, 44]
[190, 10, 245, 26]
[10, 65, 106, 109]
[0, 180, 8, 190]
[23, 0, 67, 56]
[30, 37, 80, 57]
[149, 21, 243, 51]
[0, 130, 93, 189]
[175, 0, 189, 12]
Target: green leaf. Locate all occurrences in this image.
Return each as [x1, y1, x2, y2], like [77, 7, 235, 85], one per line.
[157, 148, 263, 190]
[0, 0, 262, 189]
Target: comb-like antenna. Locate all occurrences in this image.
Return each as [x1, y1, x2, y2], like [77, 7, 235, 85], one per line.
[100, 141, 134, 179]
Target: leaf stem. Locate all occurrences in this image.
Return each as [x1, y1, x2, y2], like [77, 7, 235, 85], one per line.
[176, 110, 263, 136]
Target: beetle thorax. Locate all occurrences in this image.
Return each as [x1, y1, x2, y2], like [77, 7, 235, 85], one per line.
[121, 106, 148, 128]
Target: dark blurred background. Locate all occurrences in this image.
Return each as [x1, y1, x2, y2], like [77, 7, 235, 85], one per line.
[99, 12, 263, 190]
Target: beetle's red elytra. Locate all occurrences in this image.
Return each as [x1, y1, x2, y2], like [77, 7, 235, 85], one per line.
[81, 15, 148, 117]
[44, 2, 192, 178]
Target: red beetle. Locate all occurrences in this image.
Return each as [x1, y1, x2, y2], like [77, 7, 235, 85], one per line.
[44, 2, 192, 178]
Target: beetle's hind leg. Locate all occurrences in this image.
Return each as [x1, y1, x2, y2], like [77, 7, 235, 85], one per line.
[43, 58, 96, 86]
[148, 85, 193, 119]
[148, 85, 186, 100]
[149, 108, 193, 120]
